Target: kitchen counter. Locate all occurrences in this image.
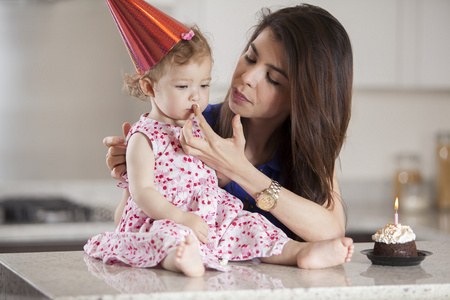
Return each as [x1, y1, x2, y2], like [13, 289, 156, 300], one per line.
[1, 241, 450, 299]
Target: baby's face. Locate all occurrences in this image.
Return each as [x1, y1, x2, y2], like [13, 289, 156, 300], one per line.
[151, 57, 212, 124]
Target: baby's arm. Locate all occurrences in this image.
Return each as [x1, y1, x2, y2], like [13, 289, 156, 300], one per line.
[127, 133, 209, 243]
[216, 171, 231, 188]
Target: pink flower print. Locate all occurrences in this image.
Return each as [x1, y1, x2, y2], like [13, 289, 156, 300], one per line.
[205, 213, 214, 223]
[84, 115, 291, 271]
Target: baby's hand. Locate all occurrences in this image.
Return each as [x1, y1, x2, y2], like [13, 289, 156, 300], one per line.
[179, 212, 209, 244]
[216, 171, 231, 187]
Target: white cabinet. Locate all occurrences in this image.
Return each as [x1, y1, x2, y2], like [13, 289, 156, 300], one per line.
[310, 0, 450, 90]
[414, 0, 450, 89]
[169, 0, 450, 90]
[320, 0, 398, 89]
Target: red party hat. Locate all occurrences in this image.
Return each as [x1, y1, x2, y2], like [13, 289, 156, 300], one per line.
[105, 0, 191, 74]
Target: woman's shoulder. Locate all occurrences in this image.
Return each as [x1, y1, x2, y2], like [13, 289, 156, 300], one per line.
[202, 103, 222, 127]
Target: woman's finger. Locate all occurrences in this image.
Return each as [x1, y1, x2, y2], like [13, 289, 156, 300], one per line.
[122, 122, 131, 139]
[180, 120, 195, 154]
[103, 136, 125, 147]
[231, 114, 246, 148]
[103, 122, 130, 147]
[181, 119, 206, 154]
[106, 153, 125, 169]
[107, 144, 127, 157]
[192, 103, 218, 141]
[111, 166, 126, 182]
[181, 119, 194, 144]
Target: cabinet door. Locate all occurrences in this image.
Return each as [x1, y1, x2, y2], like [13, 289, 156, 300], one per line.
[172, 0, 450, 90]
[416, 0, 450, 89]
[317, 0, 398, 89]
[196, 0, 400, 90]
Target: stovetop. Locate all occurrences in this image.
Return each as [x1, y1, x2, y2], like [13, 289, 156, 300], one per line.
[0, 197, 113, 224]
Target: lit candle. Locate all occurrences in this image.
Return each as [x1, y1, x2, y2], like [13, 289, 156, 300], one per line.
[394, 197, 399, 227]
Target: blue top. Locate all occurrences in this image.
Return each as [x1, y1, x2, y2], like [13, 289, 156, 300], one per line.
[202, 103, 292, 236]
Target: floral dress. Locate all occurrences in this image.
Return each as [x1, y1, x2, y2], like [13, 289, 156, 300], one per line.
[84, 113, 290, 271]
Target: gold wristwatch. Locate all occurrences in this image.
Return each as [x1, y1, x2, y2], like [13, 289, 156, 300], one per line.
[255, 180, 281, 211]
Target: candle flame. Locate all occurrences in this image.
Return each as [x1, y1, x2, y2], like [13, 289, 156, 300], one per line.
[395, 197, 399, 210]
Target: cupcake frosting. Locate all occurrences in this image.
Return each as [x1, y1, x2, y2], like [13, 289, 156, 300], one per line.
[372, 223, 416, 244]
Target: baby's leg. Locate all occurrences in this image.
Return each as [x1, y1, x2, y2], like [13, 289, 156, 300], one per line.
[259, 237, 354, 269]
[160, 235, 205, 277]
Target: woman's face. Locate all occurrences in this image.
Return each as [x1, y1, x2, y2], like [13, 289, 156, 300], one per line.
[229, 28, 291, 123]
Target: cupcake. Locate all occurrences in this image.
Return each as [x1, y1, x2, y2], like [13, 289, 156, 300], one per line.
[372, 223, 417, 257]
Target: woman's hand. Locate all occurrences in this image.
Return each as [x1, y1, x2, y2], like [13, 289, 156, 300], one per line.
[104, 122, 131, 182]
[179, 212, 209, 244]
[180, 104, 247, 181]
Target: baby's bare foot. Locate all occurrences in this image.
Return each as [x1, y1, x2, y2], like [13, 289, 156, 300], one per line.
[297, 237, 354, 269]
[175, 235, 205, 277]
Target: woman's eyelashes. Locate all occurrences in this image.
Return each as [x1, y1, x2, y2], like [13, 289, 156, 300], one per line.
[266, 73, 280, 86]
[244, 55, 256, 64]
[244, 55, 280, 86]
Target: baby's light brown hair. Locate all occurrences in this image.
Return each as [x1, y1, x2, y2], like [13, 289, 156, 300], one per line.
[123, 26, 212, 101]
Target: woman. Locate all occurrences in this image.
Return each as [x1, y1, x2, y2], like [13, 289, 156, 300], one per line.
[105, 4, 353, 243]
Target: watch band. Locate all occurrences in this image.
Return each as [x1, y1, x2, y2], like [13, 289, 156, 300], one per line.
[267, 179, 281, 199]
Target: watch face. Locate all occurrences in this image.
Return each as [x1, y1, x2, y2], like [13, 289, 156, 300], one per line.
[257, 193, 275, 211]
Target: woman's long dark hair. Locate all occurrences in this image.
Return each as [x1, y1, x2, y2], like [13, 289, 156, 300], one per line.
[215, 4, 353, 209]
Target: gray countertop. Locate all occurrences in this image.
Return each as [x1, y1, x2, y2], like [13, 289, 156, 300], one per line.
[1, 241, 449, 300]
[2, 180, 450, 299]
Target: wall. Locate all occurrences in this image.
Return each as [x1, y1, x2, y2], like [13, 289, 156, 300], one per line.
[0, 0, 449, 204]
[340, 90, 450, 182]
[0, 0, 146, 181]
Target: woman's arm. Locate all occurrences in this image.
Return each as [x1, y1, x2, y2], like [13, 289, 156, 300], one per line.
[231, 163, 345, 241]
[180, 105, 345, 242]
[126, 133, 210, 243]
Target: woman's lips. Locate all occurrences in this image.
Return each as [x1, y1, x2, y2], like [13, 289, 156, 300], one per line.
[232, 88, 251, 103]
